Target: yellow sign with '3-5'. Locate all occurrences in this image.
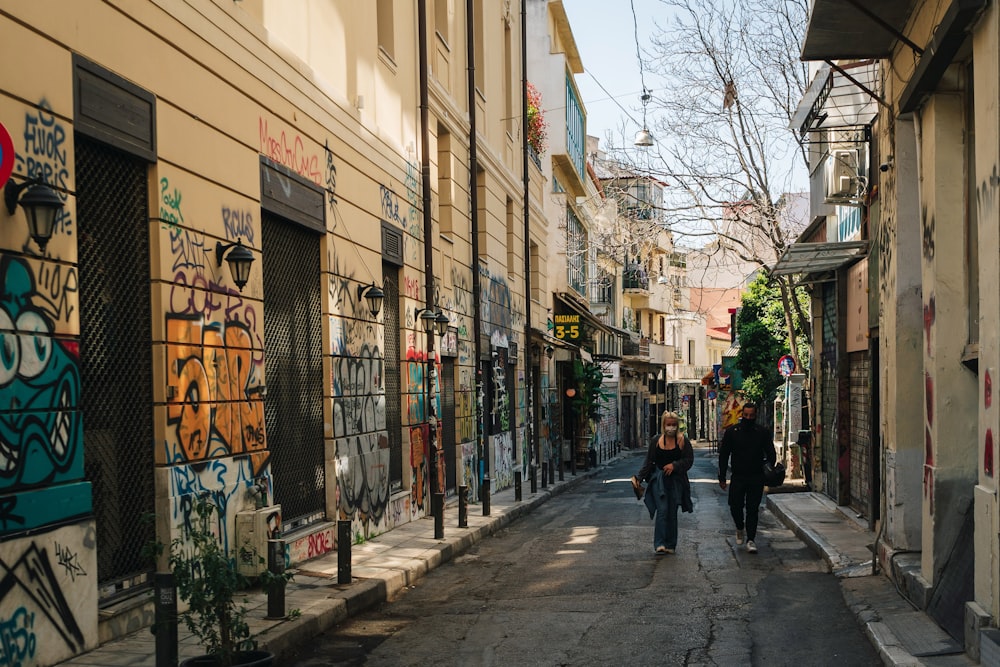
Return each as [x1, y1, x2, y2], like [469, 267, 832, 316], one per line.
[553, 314, 581, 341]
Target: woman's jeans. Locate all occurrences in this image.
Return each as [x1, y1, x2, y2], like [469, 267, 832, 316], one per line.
[652, 476, 681, 550]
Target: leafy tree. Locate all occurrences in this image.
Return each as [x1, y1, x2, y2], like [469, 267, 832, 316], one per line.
[600, 0, 812, 361]
[736, 272, 809, 404]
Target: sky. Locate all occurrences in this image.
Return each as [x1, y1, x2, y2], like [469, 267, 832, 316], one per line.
[561, 0, 669, 154]
[560, 0, 809, 194]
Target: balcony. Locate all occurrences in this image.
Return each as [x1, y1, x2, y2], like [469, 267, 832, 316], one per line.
[622, 336, 650, 360]
[649, 341, 673, 365]
[623, 264, 649, 298]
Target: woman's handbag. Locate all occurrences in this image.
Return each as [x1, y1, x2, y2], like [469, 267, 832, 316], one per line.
[762, 461, 786, 487]
[630, 475, 645, 500]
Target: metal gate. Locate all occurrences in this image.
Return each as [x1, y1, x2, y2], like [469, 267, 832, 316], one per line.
[77, 136, 155, 602]
[820, 282, 838, 498]
[262, 213, 324, 529]
[441, 358, 456, 491]
[849, 351, 871, 516]
[382, 266, 402, 489]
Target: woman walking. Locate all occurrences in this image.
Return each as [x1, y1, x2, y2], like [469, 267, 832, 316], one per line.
[631, 411, 694, 554]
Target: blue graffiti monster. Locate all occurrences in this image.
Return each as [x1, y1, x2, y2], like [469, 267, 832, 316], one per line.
[0, 256, 83, 492]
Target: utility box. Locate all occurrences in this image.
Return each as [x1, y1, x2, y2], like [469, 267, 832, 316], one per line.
[236, 505, 281, 577]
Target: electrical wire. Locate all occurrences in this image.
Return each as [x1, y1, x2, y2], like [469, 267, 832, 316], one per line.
[630, 0, 653, 130]
[630, 0, 648, 95]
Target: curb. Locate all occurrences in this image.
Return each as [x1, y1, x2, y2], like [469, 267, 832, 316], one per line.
[766, 496, 923, 667]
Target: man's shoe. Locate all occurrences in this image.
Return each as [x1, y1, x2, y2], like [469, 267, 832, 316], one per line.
[746, 540, 757, 553]
[664, 548, 675, 554]
[736, 529, 745, 545]
[656, 546, 668, 554]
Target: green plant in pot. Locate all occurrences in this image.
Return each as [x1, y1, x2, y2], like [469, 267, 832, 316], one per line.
[569, 360, 608, 465]
[155, 496, 291, 667]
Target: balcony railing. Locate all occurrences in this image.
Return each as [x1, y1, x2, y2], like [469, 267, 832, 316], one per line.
[623, 336, 651, 358]
[623, 266, 649, 291]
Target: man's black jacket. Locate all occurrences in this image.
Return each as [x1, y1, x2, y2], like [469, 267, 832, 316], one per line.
[718, 420, 777, 482]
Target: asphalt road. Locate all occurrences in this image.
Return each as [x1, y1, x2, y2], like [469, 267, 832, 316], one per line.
[288, 449, 880, 666]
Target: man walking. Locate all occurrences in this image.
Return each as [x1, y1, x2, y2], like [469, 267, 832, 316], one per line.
[718, 403, 776, 554]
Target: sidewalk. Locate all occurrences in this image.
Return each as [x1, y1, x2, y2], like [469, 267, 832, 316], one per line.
[57, 457, 614, 666]
[767, 491, 975, 667]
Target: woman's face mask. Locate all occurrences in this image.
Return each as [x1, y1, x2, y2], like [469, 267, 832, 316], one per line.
[665, 425, 678, 435]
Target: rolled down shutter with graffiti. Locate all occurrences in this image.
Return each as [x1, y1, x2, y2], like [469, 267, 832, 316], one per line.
[78, 136, 156, 601]
[263, 213, 325, 529]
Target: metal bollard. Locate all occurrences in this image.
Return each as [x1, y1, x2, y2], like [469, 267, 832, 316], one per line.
[265, 539, 286, 620]
[483, 476, 491, 516]
[541, 461, 548, 488]
[433, 492, 444, 539]
[515, 470, 522, 501]
[153, 572, 178, 667]
[338, 520, 352, 585]
[458, 485, 469, 527]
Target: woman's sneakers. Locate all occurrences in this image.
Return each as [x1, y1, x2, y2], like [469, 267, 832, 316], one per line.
[746, 540, 758, 553]
[631, 476, 644, 500]
[736, 529, 745, 545]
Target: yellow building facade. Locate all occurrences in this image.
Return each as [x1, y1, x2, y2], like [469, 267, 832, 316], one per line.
[0, 1, 546, 663]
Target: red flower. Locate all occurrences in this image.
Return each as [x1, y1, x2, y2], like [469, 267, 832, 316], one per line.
[526, 82, 548, 155]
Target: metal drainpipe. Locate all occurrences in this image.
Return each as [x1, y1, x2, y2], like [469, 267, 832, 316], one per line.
[467, 0, 486, 494]
[417, 0, 442, 533]
[521, 0, 536, 480]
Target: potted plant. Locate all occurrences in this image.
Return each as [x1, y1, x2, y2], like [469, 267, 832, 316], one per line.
[569, 360, 608, 468]
[154, 496, 290, 667]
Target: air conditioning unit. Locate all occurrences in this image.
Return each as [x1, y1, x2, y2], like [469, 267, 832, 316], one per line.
[236, 505, 282, 577]
[825, 149, 859, 201]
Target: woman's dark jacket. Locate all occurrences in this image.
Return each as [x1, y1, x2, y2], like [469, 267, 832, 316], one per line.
[637, 433, 694, 514]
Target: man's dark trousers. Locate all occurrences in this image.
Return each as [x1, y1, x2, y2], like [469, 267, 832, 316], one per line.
[728, 475, 765, 540]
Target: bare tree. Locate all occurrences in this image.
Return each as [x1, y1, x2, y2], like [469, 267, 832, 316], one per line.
[604, 0, 812, 361]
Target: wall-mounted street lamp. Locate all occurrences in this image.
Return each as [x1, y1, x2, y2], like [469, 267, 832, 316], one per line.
[215, 238, 255, 292]
[4, 179, 64, 252]
[357, 283, 385, 317]
[416, 307, 449, 336]
[434, 311, 450, 335]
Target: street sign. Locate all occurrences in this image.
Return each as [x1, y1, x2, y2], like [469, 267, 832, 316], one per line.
[707, 389, 717, 400]
[0, 122, 14, 189]
[553, 313, 581, 341]
[777, 354, 796, 377]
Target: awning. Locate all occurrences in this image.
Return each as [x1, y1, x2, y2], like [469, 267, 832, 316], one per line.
[791, 62, 879, 138]
[801, 0, 918, 61]
[554, 292, 616, 337]
[770, 240, 868, 281]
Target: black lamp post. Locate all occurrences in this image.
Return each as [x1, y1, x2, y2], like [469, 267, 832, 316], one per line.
[5, 179, 64, 252]
[357, 283, 385, 317]
[417, 306, 449, 538]
[434, 311, 450, 336]
[215, 238, 255, 292]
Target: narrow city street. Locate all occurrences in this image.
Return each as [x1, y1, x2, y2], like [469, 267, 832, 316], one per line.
[287, 448, 879, 666]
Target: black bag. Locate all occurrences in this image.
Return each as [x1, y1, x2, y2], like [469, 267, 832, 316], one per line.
[763, 461, 786, 487]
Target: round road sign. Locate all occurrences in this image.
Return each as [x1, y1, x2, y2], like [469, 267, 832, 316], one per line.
[0, 122, 14, 189]
[777, 354, 796, 377]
